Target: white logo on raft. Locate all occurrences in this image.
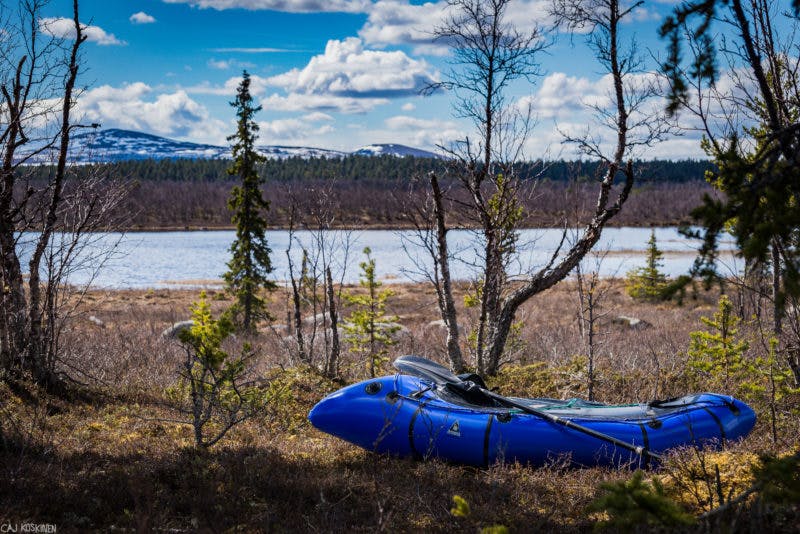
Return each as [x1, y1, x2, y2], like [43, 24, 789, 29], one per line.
[447, 421, 461, 437]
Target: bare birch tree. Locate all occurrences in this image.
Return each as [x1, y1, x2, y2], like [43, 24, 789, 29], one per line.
[400, 173, 467, 371]
[283, 180, 352, 377]
[419, 0, 545, 375]
[0, 0, 124, 389]
[422, 0, 669, 375]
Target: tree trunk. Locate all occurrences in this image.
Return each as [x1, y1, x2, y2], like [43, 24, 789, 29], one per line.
[25, 0, 84, 388]
[771, 240, 783, 336]
[430, 173, 465, 373]
[325, 266, 339, 378]
[290, 275, 306, 364]
[0, 56, 30, 375]
[0, 228, 28, 373]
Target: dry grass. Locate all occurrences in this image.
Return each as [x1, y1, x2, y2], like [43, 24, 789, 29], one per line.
[1, 281, 798, 532]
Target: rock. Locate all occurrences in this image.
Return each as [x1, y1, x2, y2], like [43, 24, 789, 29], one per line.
[302, 313, 330, 326]
[161, 320, 194, 339]
[332, 321, 410, 339]
[88, 315, 105, 328]
[613, 315, 652, 330]
[425, 319, 466, 335]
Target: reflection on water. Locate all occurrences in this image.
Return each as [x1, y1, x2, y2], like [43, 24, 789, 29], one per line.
[18, 227, 738, 289]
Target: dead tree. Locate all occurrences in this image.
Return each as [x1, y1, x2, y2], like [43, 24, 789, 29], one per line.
[400, 173, 467, 372]
[324, 266, 340, 377]
[430, 172, 465, 372]
[422, 0, 669, 375]
[574, 247, 616, 401]
[285, 211, 308, 364]
[418, 0, 545, 374]
[282, 180, 352, 377]
[0, 0, 125, 388]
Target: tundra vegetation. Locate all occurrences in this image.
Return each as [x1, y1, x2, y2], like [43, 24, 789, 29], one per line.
[0, 0, 799, 532]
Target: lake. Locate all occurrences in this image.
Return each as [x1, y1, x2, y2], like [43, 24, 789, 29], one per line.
[20, 227, 738, 289]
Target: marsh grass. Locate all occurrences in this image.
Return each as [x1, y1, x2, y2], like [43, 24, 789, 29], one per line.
[1, 281, 797, 531]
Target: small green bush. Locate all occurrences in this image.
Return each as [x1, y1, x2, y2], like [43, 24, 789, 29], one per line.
[343, 247, 400, 378]
[589, 471, 695, 531]
[167, 292, 268, 447]
[626, 230, 669, 301]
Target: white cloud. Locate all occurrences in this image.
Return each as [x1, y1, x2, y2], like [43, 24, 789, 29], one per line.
[208, 59, 232, 70]
[359, 0, 449, 53]
[518, 72, 609, 120]
[187, 38, 438, 113]
[262, 92, 389, 114]
[207, 58, 256, 70]
[515, 70, 675, 159]
[162, 0, 369, 13]
[382, 115, 462, 148]
[359, 0, 550, 53]
[130, 11, 157, 24]
[209, 47, 293, 53]
[630, 6, 662, 22]
[258, 112, 334, 140]
[267, 37, 437, 101]
[302, 112, 334, 122]
[76, 83, 228, 144]
[39, 17, 125, 46]
[401, 102, 415, 111]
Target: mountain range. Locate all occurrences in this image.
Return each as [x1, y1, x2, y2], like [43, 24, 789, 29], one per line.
[51, 128, 441, 163]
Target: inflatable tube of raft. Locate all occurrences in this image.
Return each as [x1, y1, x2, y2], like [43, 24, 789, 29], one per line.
[309, 372, 756, 467]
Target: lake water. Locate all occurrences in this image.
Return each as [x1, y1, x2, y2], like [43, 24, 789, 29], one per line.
[21, 227, 738, 289]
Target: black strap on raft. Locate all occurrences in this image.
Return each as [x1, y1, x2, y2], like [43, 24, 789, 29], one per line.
[394, 355, 664, 463]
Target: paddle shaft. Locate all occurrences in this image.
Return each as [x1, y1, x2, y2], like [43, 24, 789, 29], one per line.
[481, 389, 664, 461]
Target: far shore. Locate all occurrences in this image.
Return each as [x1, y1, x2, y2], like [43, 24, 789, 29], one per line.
[119, 221, 693, 233]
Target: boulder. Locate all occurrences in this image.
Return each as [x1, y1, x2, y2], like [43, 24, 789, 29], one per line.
[302, 313, 330, 326]
[376, 322, 411, 337]
[612, 315, 652, 330]
[161, 320, 194, 339]
[425, 319, 466, 335]
[88, 315, 105, 328]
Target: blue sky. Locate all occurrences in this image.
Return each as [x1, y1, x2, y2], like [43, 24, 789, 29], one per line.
[42, 0, 705, 158]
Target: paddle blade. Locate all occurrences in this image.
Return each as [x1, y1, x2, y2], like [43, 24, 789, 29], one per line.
[393, 355, 462, 385]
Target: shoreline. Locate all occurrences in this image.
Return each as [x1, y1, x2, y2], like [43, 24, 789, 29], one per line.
[120, 221, 692, 233]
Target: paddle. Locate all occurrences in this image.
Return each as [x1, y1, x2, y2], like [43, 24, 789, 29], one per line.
[394, 355, 663, 462]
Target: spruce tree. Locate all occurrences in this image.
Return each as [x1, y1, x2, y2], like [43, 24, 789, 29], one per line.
[626, 230, 668, 301]
[224, 71, 276, 332]
[343, 247, 399, 378]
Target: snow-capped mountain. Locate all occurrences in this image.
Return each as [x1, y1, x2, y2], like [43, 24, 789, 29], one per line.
[352, 143, 441, 159]
[47, 129, 438, 163]
[70, 129, 230, 161]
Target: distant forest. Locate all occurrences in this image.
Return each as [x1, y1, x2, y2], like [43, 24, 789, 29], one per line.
[24, 156, 716, 229]
[30, 155, 715, 184]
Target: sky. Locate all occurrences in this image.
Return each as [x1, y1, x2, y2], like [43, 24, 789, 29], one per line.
[39, 0, 709, 158]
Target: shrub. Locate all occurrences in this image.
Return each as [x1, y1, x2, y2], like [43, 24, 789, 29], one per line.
[167, 292, 268, 447]
[626, 230, 669, 301]
[687, 295, 750, 394]
[589, 470, 695, 531]
[343, 247, 399, 378]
